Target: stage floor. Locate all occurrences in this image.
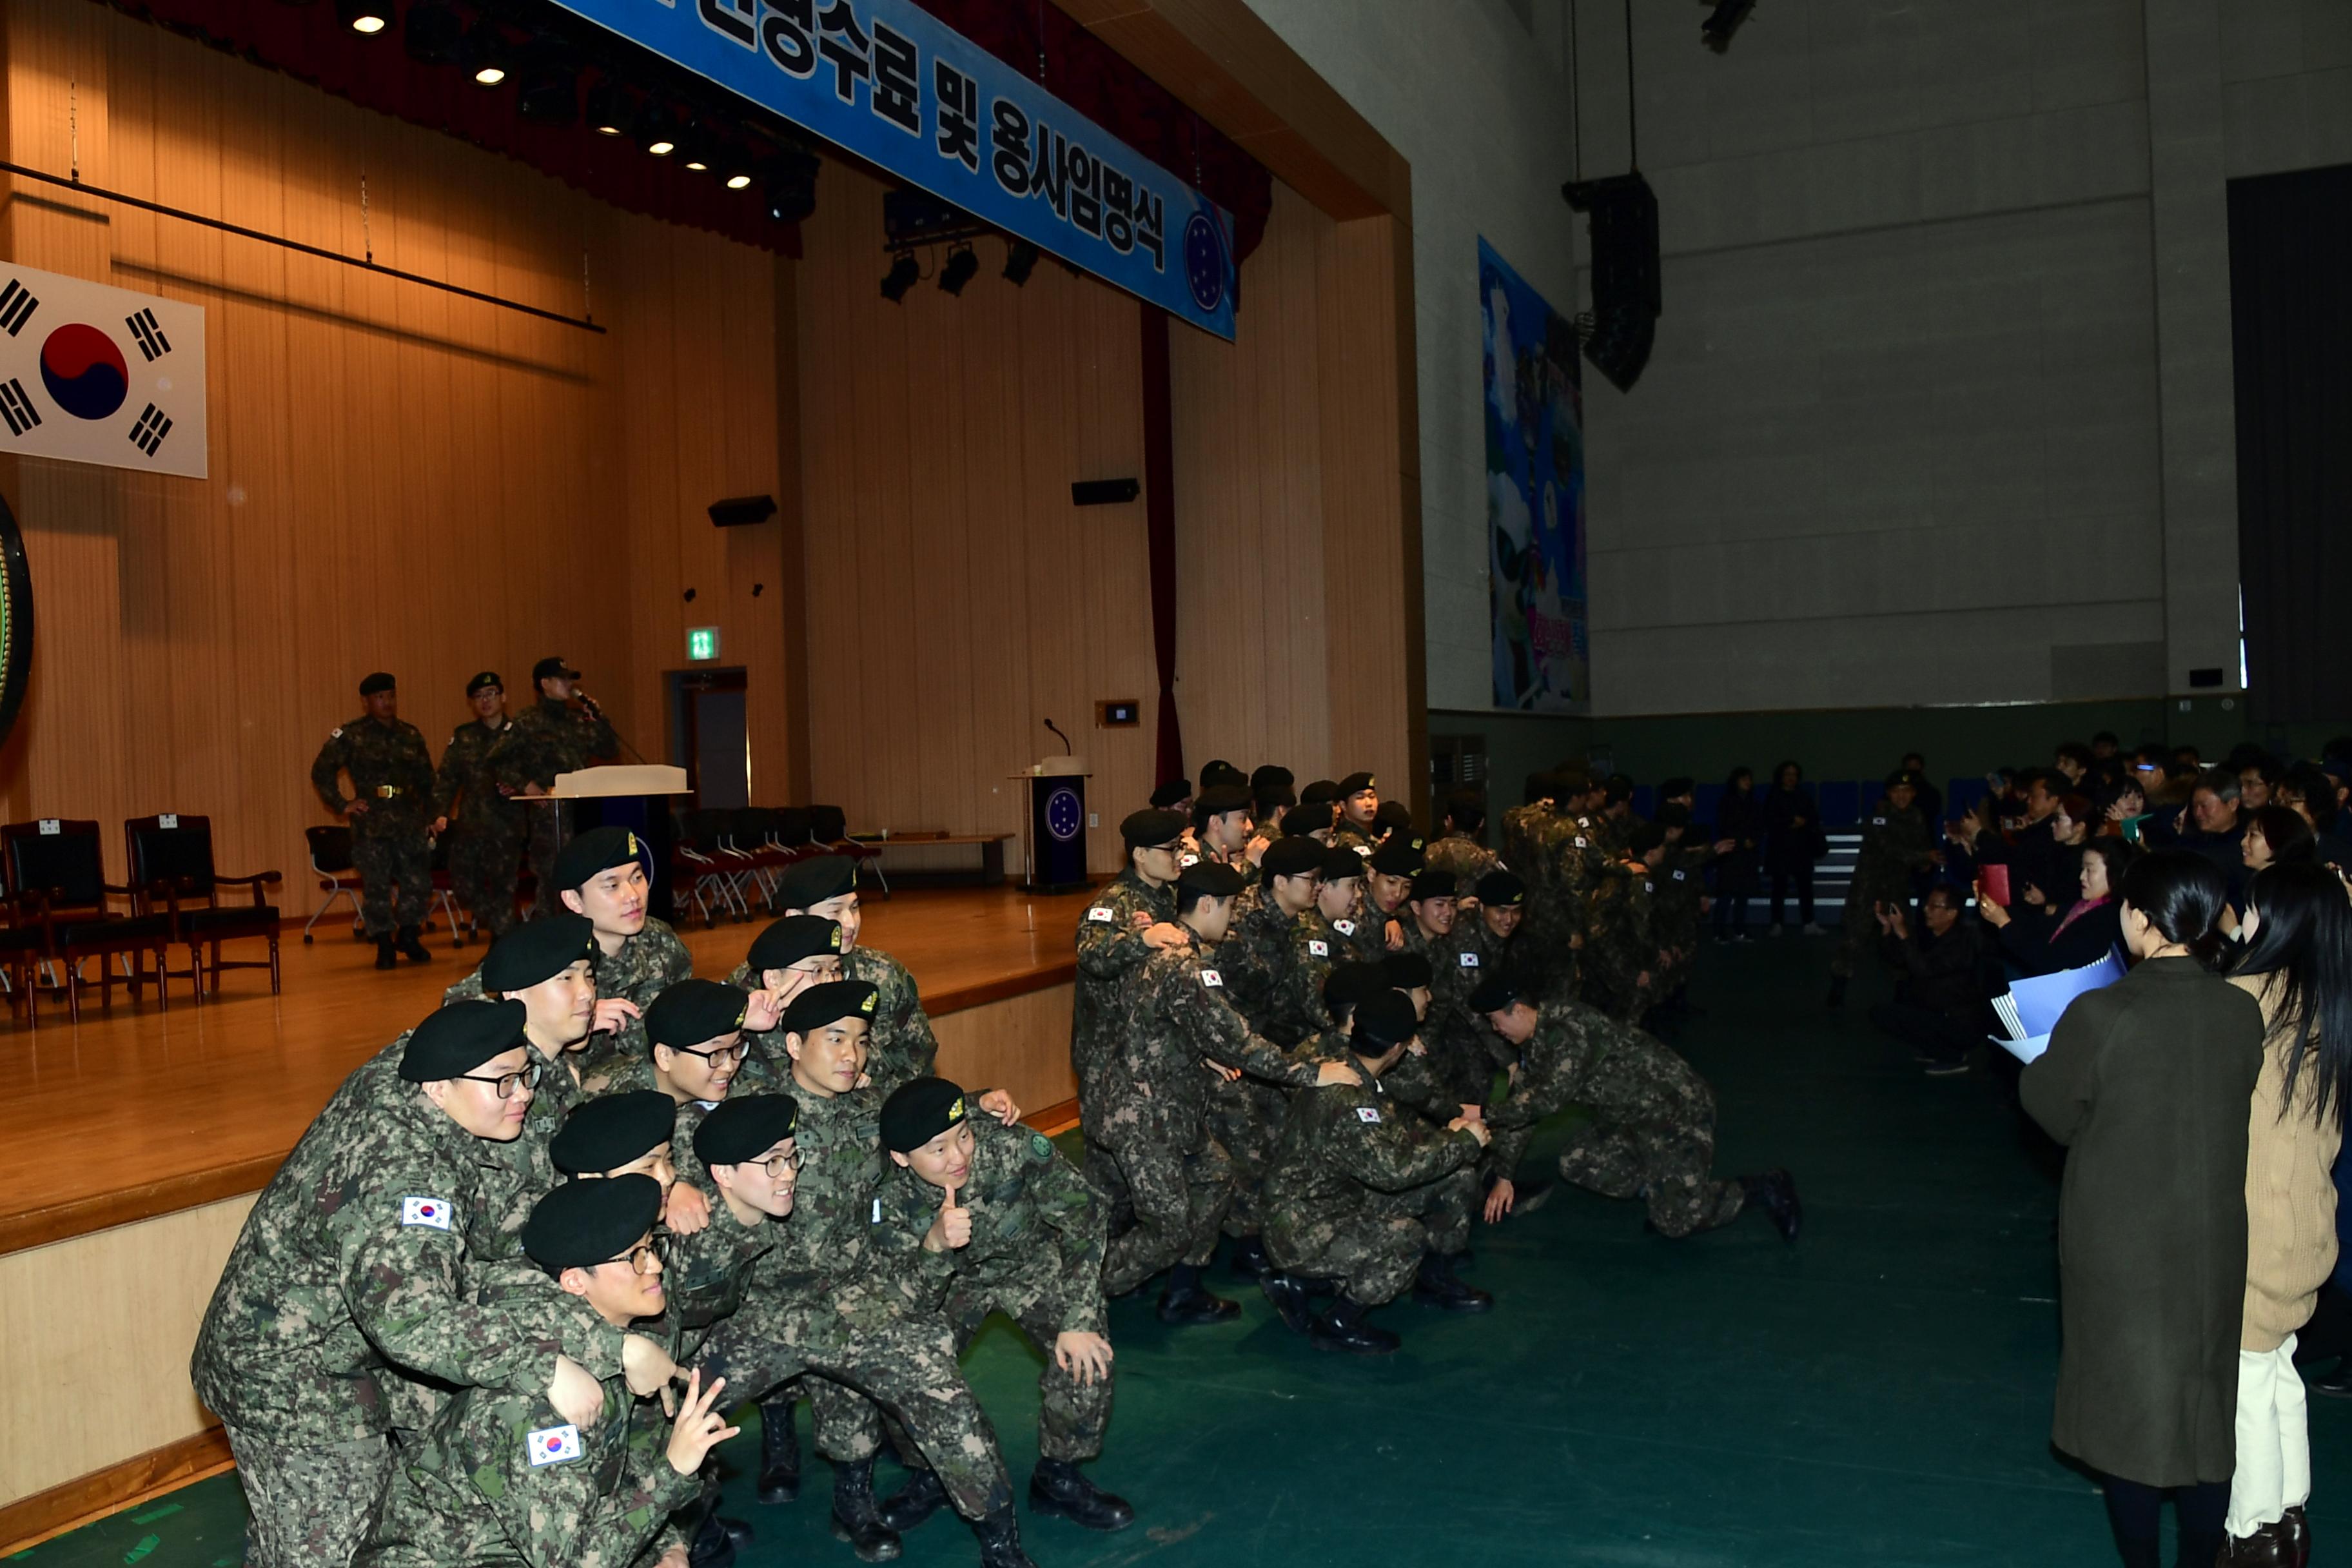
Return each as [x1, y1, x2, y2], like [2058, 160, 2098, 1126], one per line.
[0, 885, 1093, 1256]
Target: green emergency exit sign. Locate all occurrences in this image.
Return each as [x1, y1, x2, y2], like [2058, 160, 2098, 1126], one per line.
[687, 626, 720, 662]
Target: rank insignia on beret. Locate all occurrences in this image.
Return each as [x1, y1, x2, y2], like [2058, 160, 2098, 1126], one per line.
[400, 1195, 453, 1230]
[948, 1097, 965, 1119]
[1309, 940, 1329, 957]
[1410, 837, 1424, 850]
[1088, 906, 1113, 923]
[828, 926, 844, 950]
[1355, 1107, 1382, 1124]
[1460, 953, 1480, 966]
[528, 1424, 582, 1467]
[1200, 969, 1223, 988]
[1335, 920, 1357, 936]
[861, 992, 878, 1015]
[627, 831, 642, 856]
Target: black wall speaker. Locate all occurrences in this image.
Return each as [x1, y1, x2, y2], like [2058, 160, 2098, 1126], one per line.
[709, 495, 778, 528]
[1071, 478, 1141, 507]
[1563, 172, 1661, 391]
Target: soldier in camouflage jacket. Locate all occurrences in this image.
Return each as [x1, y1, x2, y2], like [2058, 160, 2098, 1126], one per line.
[311, 672, 438, 961]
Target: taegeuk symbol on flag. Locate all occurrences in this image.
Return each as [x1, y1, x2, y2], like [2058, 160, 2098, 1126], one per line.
[0, 262, 206, 479]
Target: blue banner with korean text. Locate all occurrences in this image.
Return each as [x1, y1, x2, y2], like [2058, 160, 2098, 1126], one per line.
[547, 0, 1240, 339]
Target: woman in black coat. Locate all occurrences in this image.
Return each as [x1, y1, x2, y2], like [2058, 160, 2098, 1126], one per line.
[1713, 767, 1764, 940]
[1762, 760, 1824, 935]
[1979, 837, 2135, 976]
[2021, 850, 2266, 1568]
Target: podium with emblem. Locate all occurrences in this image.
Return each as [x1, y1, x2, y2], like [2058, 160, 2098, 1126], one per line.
[1012, 760, 1090, 895]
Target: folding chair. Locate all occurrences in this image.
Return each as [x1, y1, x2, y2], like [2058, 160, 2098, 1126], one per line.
[2, 818, 173, 1021]
[125, 814, 282, 1000]
[671, 810, 747, 928]
[809, 804, 889, 897]
[302, 825, 364, 943]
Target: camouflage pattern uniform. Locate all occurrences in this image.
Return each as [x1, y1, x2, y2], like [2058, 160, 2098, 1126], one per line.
[845, 945, 938, 1093]
[1423, 832, 1500, 887]
[485, 697, 619, 917]
[1217, 883, 1299, 1037]
[865, 1117, 1113, 1462]
[1273, 908, 1364, 1043]
[446, 919, 692, 1074]
[194, 1037, 625, 1567]
[1327, 818, 1379, 856]
[1485, 1001, 1747, 1237]
[1833, 798, 1937, 980]
[1071, 869, 1177, 1211]
[1652, 847, 1710, 995]
[311, 715, 438, 939]
[1260, 1068, 1484, 1306]
[356, 1287, 699, 1568]
[1399, 916, 1492, 1108]
[1200, 886, 1303, 1235]
[1584, 865, 1663, 1021]
[435, 715, 525, 941]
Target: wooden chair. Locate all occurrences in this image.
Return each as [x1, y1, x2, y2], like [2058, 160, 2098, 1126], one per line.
[0, 859, 47, 1029]
[124, 814, 282, 1000]
[1, 818, 173, 1021]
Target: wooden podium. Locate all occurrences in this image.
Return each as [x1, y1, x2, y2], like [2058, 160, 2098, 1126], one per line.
[525, 764, 691, 921]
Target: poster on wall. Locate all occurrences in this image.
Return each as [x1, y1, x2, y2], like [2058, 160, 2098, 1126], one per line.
[1481, 237, 1585, 712]
[0, 263, 208, 480]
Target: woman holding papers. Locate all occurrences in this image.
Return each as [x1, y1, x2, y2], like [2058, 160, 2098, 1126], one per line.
[2215, 863, 2350, 1566]
[2021, 850, 2266, 1568]
[1978, 839, 2137, 977]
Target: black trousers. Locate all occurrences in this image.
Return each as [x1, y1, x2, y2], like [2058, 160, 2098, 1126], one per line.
[1769, 866, 1815, 925]
[1868, 1000, 1979, 1064]
[2101, 1475, 2226, 1568]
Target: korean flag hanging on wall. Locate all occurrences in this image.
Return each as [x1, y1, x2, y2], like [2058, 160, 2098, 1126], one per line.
[0, 263, 206, 479]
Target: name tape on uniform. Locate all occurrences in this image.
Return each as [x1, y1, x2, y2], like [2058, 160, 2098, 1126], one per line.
[400, 1195, 453, 1230]
[528, 1424, 582, 1467]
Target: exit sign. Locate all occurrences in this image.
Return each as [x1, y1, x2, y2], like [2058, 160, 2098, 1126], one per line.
[687, 626, 720, 662]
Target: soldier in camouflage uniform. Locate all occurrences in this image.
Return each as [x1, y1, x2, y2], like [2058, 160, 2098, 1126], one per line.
[1257, 992, 1493, 1355]
[1190, 783, 1264, 885]
[694, 981, 1041, 1568]
[769, 855, 939, 1093]
[1327, 770, 1382, 853]
[485, 656, 619, 917]
[1250, 765, 1296, 837]
[1827, 770, 1941, 1008]
[861, 1078, 1134, 1538]
[1423, 792, 1502, 888]
[1273, 845, 1380, 1042]
[1463, 869, 1533, 1004]
[356, 1176, 732, 1568]
[1395, 868, 1493, 1106]
[435, 671, 526, 943]
[1470, 972, 1800, 1242]
[726, 912, 847, 1091]
[1070, 809, 1187, 1212]
[1215, 835, 1323, 1037]
[193, 1000, 667, 1568]
[1585, 823, 1671, 1022]
[1361, 836, 1425, 952]
[311, 671, 438, 968]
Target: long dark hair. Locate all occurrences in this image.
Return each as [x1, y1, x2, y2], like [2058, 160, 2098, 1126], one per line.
[2118, 849, 2229, 968]
[1726, 766, 1754, 795]
[2231, 861, 2352, 1132]
[1771, 760, 1801, 791]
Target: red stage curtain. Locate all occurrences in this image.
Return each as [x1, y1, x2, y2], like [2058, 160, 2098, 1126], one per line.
[1140, 306, 1183, 786]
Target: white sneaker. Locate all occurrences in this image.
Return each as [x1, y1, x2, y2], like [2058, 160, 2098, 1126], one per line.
[1801, 921, 1826, 936]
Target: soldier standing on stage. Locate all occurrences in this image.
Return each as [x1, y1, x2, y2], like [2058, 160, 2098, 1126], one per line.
[1827, 770, 1941, 1009]
[312, 672, 438, 970]
[486, 656, 618, 917]
[435, 671, 525, 943]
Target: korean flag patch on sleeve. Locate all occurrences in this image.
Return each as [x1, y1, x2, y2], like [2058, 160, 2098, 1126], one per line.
[1355, 1106, 1382, 1124]
[1086, 906, 1115, 924]
[1308, 939, 1329, 957]
[1334, 919, 1357, 936]
[1459, 952, 1480, 967]
[400, 1196, 453, 1230]
[1200, 968, 1224, 988]
[527, 1424, 582, 1467]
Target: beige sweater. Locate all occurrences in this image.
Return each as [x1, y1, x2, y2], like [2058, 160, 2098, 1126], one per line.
[2231, 972, 2344, 1351]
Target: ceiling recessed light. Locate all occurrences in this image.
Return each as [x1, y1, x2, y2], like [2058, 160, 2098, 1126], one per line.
[726, 173, 752, 190]
[647, 138, 675, 156]
[473, 65, 506, 86]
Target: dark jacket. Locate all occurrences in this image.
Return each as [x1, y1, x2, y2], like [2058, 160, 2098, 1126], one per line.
[1994, 899, 2122, 977]
[2020, 956, 2266, 1485]
[1763, 787, 1823, 875]
[1879, 921, 1988, 1022]
[1714, 789, 1765, 896]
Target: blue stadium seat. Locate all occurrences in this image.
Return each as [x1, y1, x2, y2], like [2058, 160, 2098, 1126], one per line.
[1816, 780, 1861, 826]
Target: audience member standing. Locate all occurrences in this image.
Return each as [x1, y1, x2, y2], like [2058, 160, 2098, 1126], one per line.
[1763, 761, 1824, 937]
[2021, 851, 2264, 1568]
[2217, 863, 2349, 1565]
[1713, 768, 1763, 941]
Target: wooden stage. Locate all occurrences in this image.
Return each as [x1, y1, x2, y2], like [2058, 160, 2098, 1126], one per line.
[0, 884, 1096, 1540]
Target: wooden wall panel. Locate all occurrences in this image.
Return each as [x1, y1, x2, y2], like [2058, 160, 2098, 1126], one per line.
[0, 0, 799, 907]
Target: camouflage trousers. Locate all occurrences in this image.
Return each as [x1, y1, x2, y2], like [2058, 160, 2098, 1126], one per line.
[224, 1424, 391, 1568]
[697, 1291, 1011, 1521]
[856, 1283, 1113, 1467]
[446, 821, 524, 940]
[1557, 1034, 1746, 1239]
[1202, 1074, 1285, 1238]
[1097, 1119, 1234, 1296]
[1263, 1164, 1479, 1307]
[351, 823, 431, 938]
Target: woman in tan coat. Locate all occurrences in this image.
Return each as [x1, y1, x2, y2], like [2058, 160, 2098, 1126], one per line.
[2220, 862, 2350, 1567]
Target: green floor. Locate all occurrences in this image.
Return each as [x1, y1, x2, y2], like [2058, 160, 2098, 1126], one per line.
[22, 936, 2347, 1567]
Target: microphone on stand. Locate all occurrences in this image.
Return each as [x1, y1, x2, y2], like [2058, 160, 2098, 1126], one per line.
[575, 687, 649, 765]
[1044, 718, 1073, 756]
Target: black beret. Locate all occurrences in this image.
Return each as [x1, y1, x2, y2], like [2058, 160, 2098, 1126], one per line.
[1199, 761, 1249, 790]
[1351, 990, 1417, 1050]
[1337, 771, 1377, 794]
[777, 854, 858, 908]
[1322, 962, 1392, 1012]
[1629, 822, 1669, 856]
[746, 914, 843, 973]
[1176, 860, 1246, 899]
[1554, 769, 1592, 796]
[1300, 780, 1341, 805]
[1467, 972, 1524, 1013]
[358, 671, 396, 696]
[1368, 839, 1426, 877]
[1408, 868, 1457, 902]
[1888, 769, 1925, 789]
[1375, 800, 1415, 832]
[552, 826, 647, 893]
[465, 670, 502, 696]
[1194, 784, 1252, 817]
[532, 655, 581, 682]
[1257, 785, 1298, 814]
[696, 1093, 799, 1168]
[399, 999, 529, 1082]
[1477, 870, 1527, 906]
[551, 1091, 676, 1175]
[782, 978, 879, 1037]
[1120, 808, 1188, 848]
[480, 913, 596, 993]
[1383, 952, 1433, 990]
[1148, 779, 1191, 809]
[1261, 836, 1324, 878]
[1281, 805, 1331, 839]
[1319, 845, 1367, 880]
[1251, 765, 1294, 792]
[879, 1075, 972, 1153]
[522, 1173, 662, 1273]
[645, 978, 750, 1050]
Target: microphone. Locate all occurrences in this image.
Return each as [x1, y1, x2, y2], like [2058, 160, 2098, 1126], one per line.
[1044, 719, 1073, 756]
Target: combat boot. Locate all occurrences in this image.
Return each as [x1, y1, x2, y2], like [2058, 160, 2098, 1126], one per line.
[375, 936, 398, 970]
[1410, 1250, 1493, 1313]
[686, 1504, 737, 1568]
[1741, 1168, 1802, 1244]
[827, 1455, 902, 1563]
[1028, 1458, 1135, 1531]
[972, 1504, 1039, 1568]
[1259, 1271, 1313, 1334]
[755, 1395, 799, 1504]
[396, 924, 433, 963]
[1226, 1234, 1270, 1279]
[1155, 1263, 1239, 1325]
[1310, 1295, 1400, 1355]
[877, 1466, 950, 1533]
